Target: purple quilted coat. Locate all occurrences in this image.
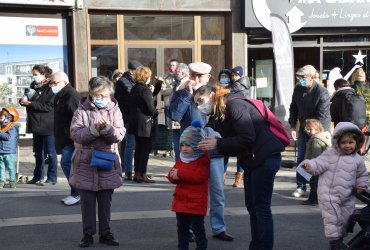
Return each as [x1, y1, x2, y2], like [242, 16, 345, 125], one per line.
[69, 97, 125, 191]
[300, 122, 368, 239]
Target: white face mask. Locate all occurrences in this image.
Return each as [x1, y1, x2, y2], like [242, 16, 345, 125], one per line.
[33, 75, 44, 83]
[197, 101, 213, 115]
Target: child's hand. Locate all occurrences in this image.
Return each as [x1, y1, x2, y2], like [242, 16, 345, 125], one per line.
[356, 187, 365, 194]
[301, 163, 309, 170]
[171, 169, 179, 180]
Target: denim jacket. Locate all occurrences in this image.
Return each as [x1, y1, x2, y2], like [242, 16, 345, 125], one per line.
[0, 125, 19, 154]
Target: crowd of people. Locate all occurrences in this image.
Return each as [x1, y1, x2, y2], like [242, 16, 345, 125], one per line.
[0, 61, 368, 250]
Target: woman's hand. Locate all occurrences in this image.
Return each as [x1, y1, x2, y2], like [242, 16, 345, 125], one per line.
[198, 136, 218, 151]
[96, 115, 110, 131]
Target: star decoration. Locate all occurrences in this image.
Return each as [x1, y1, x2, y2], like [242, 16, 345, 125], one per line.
[353, 50, 366, 65]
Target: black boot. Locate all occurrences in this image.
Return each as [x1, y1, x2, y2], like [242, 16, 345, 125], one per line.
[99, 232, 119, 246]
[79, 234, 93, 248]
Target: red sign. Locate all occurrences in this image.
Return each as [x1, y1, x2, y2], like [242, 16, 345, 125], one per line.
[36, 26, 58, 37]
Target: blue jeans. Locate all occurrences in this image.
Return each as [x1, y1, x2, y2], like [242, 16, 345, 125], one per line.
[172, 129, 181, 161]
[296, 128, 309, 191]
[0, 153, 16, 182]
[244, 153, 281, 250]
[123, 123, 135, 175]
[223, 156, 244, 173]
[209, 157, 226, 235]
[33, 134, 58, 183]
[61, 145, 79, 197]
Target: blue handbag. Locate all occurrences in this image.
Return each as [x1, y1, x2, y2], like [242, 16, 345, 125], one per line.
[90, 149, 115, 170]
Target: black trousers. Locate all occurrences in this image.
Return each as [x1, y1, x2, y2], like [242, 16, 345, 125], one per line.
[176, 212, 207, 250]
[308, 175, 319, 202]
[79, 189, 114, 236]
[134, 136, 152, 174]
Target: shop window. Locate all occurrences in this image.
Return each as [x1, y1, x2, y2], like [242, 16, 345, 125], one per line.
[91, 45, 118, 78]
[124, 15, 194, 40]
[163, 48, 192, 68]
[127, 48, 157, 77]
[90, 15, 117, 40]
[201, 16, 224, 40]
[201, 45, 225, 83]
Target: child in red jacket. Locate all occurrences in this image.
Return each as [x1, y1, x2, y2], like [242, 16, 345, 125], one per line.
[168, 120, 210, 250]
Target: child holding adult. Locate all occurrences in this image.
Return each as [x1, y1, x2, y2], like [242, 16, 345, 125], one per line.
[301, 119, 331, 205]
[168, 120, 210, 250]
[0, 108, 19, 188]
[300, 122, 368, 250]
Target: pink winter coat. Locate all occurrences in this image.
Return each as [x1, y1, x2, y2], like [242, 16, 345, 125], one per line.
[69, 97, 126, 191]
[300, 122, 368, 239]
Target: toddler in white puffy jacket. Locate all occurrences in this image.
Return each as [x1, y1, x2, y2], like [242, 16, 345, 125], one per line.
[300, 122, 368, 250]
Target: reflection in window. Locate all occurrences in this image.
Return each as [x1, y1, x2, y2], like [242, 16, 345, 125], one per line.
[201, 45, 225, 83]
[91, 45, 118, 78]
[127, 48, 157, 77]
[164, 48, 192, 70]
[124, 16, 194, 40]
[201, 16, 224, 40]
[255, 59, 273, 108]
[90, 15, 117, 40]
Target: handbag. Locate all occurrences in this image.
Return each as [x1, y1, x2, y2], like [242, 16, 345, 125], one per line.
[90, 149, 115, 170]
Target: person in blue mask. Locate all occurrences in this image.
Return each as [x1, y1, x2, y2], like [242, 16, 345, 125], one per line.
[289, 65, 330, 199]
[218, 69, 231, 87]
[50, 71, 82, 205]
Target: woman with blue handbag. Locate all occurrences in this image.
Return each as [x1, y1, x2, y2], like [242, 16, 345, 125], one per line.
[69, 76, 125, 248]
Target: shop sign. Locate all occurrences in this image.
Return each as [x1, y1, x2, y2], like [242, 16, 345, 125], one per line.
[0, 0, 74, 7]
[246, 0, 370, 32]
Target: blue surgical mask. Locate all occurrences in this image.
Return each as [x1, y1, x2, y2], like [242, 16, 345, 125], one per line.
[51, 86, 61, 94]
[220, 78, 230, 85]
[93, 97, 110, 109]
[298, 77, 307, 87]
[197, 101, 213, 115]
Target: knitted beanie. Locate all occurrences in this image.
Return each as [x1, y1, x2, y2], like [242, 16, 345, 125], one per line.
[180, 120, 204, 150]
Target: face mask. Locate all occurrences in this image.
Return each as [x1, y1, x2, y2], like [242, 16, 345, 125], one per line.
[0, 114, 9, 127]
[197, 101, 213, 115]
[298, 77, 307, 87]
[220, 78, 230, 85]
[33, 75, 44, 83]
[51, 86, 61, 94]
[93, 97, 110, 108]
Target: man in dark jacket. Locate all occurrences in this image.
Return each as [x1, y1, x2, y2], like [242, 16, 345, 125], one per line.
[289, 65, 330, 198]
[51, 71, 81, 206]
[114, 61, 142, 180]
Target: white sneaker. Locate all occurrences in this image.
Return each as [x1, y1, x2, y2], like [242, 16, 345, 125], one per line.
[61, 195, 73, 203]
[292, 188, 306, 198]
[63, 195, 80, 206]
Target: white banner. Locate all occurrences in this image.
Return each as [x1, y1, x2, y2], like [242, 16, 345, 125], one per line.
[0, 16, 67, 45]
[270, 13, 294, 122]
[0, 0, 74, 6]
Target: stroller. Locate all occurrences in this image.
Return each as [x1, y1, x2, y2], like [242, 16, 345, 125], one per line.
[345, 190, 370, 249]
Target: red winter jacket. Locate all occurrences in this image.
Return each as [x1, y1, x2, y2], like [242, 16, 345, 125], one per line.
[167, 153, 210, 216]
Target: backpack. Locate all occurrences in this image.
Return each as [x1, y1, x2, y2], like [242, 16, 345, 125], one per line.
[342, 92, 367, 129]
[246, 99, 290, 147]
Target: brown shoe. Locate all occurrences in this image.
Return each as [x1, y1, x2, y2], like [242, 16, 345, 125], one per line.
[133, 172, 143, 183]
[141, 173, 155, 183]
[232, 172, 243, 188]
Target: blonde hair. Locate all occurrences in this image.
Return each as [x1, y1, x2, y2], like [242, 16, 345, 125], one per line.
[305, 119, 324, 133]
[134, 66, 152, 85]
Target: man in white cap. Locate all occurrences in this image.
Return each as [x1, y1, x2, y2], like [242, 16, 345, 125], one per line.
[289, 65, 330, 199]
[169, 61, 233, 242]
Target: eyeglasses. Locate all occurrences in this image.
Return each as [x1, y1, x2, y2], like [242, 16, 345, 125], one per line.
[49, 80, 64, 86]
[92, 94, 111, 99]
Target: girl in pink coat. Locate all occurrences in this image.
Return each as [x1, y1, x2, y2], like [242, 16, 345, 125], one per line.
[300, 122, 368, 250]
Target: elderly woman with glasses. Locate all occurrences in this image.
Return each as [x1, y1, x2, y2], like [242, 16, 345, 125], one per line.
[69, 76, 125, 247]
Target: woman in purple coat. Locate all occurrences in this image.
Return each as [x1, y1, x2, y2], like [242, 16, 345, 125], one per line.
[69, 76, 125, 247]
